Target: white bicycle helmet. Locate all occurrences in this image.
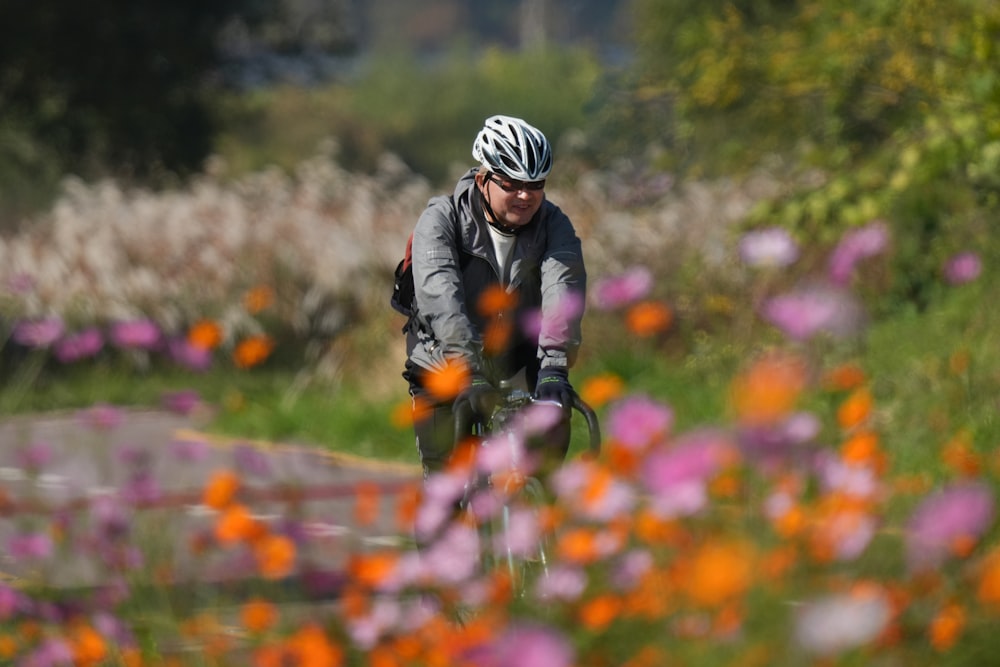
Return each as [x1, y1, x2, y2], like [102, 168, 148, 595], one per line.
[472, 115, 553, 181]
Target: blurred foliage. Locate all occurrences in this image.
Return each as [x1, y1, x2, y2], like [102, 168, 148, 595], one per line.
[213, 45, 603, 183]
[632, 0, 1000, 312]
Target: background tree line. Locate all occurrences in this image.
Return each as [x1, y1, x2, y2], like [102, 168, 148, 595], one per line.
[3, 0, 1000, 313]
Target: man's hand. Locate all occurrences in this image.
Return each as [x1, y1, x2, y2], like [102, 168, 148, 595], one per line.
[534, 367, 573, 407]
[456, 373, 499, 417]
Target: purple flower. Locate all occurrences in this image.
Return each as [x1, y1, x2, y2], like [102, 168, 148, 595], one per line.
[762, 284, 864, 341]
[943, 251, 982, 285]
[0, 584, 28, 620]
[53, 327, 104, 363]
[108, 318, 161, 349]
[592, 266, 654, 309]
[606, 395, 674, 449]
[739, 227, 800, 268]
[827, 220, 890, 286]
[161, 389, 204, 416]
[234, 443, 273, 477]
[905, 482, 995, 572]
[169, 437, 210, 462]
[12, 317, 64, 348]
[167, 337, 212, 372]
[521, 291, 585, 339]
[738, 411, 821, 470]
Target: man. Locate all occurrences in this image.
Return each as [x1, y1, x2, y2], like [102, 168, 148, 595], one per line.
[402, 114, 587, 477]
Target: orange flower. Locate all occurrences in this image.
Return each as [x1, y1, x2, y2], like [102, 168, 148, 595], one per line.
[215, 504, 265, 544]
[822, 363, 866, 391]
[254, 533, 297, 579]
[942, 430, 980, 477]
[395, 484, 421, 532]
[558, 527, 600, 564]
[730, 353, 808, 425]
[579, 594, 623, 630]
[977, 548, 1000, 607]
[353, 481, 381, 527]
[348, 552, 399, 587]
[0, 635, 17, 661]
[69, 621, 107, 666]
[241, 598, 278, 634]
[680, 541, 754, 607]
[188, 319, 224, 350]
[234, 335, 275, 369]
[203, 469, 241, 509]
[244, 285, 276, 314]
[285, 623, 343, 667]
[837, 387, 873, 430]
[625, 300, 673, 337]
[841, 431, 886, 471]
[580, 373, 625, 408]
[929, 602, 965, 651]
[476, 284, 518, 315]
[423, 358, 471, 401]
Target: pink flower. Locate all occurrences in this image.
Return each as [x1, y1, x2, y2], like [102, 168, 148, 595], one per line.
[827, 220, 890, 286]
[521, 291, 586, 339]
[943, 251, 982, 285]
[739, 227, 799, 268]
[53, 327, 104, 362]
[905, 482, 995, 572]
[15, 440, 54, 473]
[12, 317, 64, 348]
[8, 532, 54, 561]
[77, 403, 125, 431]
[167, 337, 212, 372]
[534, 564, 587, 602]
[762, 284, 864, 341]
[642, 428, 733, 516]
[606, 395, 673, 449]
[592, 266, 654, 309]
[108, 318, 161, 349]
[160, 389, 203, 416]
[486, 623, 574, 667]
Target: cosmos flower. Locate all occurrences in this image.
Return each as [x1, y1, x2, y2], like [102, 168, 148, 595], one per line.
[794, 588, 892, 656]
[484, 623, 575, 667]
[77, 404, 125, 431]
[642, 428, 734, 517]
[12, 317, 64, 348]
[606, 395, 674, 450]
[592, 266, 654, 310]
[53, 327, 104, 362]
[739, 227, 800, 268]
[168, 337, 213, 372]
[160, 389, 204, 416]
[943, 251, 982, 285]
[108, 319, 161, 349]
[827, 220, 890, 286]
[762, 284, 864, 342]
[905, 482, 995, 572]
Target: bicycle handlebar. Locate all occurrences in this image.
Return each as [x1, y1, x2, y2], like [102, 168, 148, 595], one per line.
[453, 389, 601, 457]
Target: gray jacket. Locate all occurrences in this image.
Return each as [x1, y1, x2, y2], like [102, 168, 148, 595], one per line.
[407, 169, 586, 383]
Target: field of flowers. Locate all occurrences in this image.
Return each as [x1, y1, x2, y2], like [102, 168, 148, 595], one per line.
[1, 151, 998, 665]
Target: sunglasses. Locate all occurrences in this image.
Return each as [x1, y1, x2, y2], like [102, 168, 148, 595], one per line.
[488, 174, 546, 193]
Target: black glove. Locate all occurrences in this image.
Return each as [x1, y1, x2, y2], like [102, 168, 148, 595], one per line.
[534, 367, 573, 407]
[455, 373, 499, 418]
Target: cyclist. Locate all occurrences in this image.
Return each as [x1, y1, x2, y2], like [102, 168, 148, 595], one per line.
[401, 114, 587, 479]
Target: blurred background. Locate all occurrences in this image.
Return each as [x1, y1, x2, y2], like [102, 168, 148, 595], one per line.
[2, 0, 999, 441]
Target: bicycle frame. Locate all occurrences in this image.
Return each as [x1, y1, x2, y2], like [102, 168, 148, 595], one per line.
[452, 382, 601, 598]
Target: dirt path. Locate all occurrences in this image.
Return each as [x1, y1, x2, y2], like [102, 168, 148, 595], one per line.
[0, 409, 421, 588]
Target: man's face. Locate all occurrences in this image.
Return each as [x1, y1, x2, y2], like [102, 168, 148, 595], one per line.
[478, 172, 545, 228]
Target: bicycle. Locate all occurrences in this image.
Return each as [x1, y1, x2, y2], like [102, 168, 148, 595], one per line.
[452, 380, 601, 600]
